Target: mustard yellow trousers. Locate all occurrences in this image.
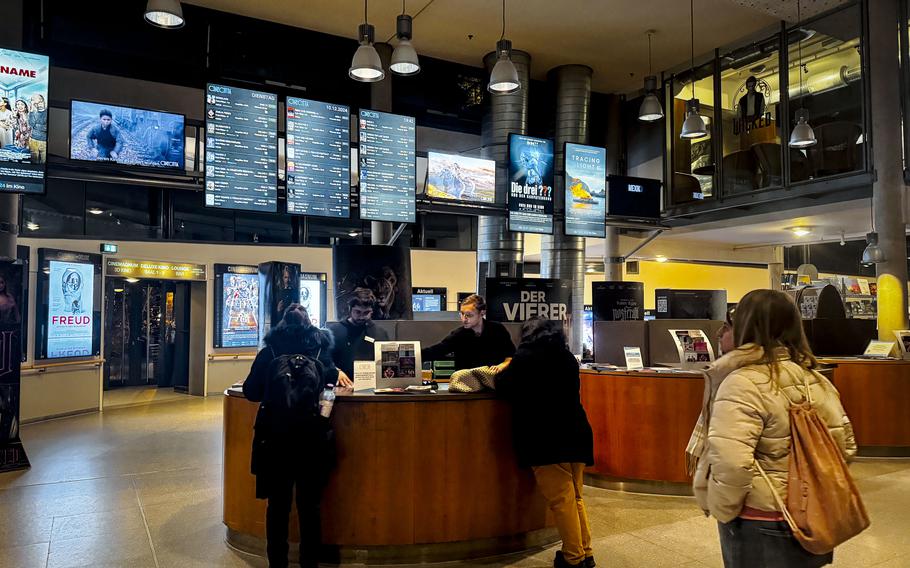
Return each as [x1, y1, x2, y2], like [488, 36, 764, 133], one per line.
[532, 463, 593, 565]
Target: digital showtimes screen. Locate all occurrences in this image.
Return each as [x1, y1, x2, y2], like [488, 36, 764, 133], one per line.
[565, 143, 606, 238]
[608, 175, 662, 220]
[70, 100, 185, 169]
[204, 84, 278, 212]
[0, 47, 50, 195]
[214, 264, 260, 349]
[508, 134, 554, 234]
[358, 109, 416, 223]
[36, 249, 102, 360]
[425, 152, 496, 203]
[286, 97, 350, 217]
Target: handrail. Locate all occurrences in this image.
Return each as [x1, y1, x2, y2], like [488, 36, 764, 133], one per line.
[21, 359, 104, 372]
[208, 353, 257, 361]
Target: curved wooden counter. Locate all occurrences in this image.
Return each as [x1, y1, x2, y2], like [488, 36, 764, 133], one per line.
[580, 369, 703, 495]
[820, 358, 910, 456]
[223, 387, 556, 564]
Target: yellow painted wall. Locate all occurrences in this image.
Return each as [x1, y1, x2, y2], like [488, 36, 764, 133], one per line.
[583, 261, 770, 308]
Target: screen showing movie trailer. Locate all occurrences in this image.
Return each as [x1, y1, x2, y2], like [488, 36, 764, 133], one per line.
[204, 84, 278, 212]
[70, 101, 185, 169]
[359, 109, 416, 223]
[608, 176, 661, 220]
[299, 275, 325, 328]
[508, 134, 554, 234]
[425, 152, 496, 204]
[412, 294, 443, 312]
[0, 48, 49, 195]
[565, 143, 606, 238]
[215, 265, 260, 348]
[46, 260, 96, 359]
[286, 97, 350, 218]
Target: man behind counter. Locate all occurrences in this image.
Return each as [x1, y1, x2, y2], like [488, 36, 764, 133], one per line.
[422, 294, 515, 372]
[328, 288, 389, 386]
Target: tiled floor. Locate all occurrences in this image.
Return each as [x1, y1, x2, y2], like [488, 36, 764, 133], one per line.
[1, 396, 909, 568]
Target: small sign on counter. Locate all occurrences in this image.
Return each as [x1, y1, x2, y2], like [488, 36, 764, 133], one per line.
[353, 360, 377, 391]
[623, 347, 644, 370]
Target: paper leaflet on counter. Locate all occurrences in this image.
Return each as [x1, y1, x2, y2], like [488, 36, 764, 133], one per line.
[863, 340, 896, 359]
[668, 329, 715, 370]
[893, 330, 910, 360]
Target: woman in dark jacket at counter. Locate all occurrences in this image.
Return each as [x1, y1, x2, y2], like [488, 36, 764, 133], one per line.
[243, 304, 338, 568]
[496, 317, 595, 568]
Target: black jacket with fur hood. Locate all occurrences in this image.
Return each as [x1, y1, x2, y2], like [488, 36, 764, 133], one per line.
[243, 323, 339, 403]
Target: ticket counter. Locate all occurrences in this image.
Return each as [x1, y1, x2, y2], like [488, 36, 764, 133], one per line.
[223, 387, 556, 564]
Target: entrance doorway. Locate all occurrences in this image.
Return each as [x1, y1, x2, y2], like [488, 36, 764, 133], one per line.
[103, 278, 192, 402]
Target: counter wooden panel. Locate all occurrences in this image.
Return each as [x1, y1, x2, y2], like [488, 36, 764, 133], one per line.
[580, 370, 703, 485]
[820, 359, 910, 452]
[223, 388, 552, 559]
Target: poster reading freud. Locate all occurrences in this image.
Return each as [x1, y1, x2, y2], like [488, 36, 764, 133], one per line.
[0, 261, 29, 471]
[334, 245, 412, 321]
[485, 278, 572, 323]
[36, 249, 102, 360]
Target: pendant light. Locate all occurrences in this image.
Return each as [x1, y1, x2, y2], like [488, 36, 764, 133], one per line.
[638, 31, 664, 122]
[488, 0, 521, 94]
[680, 0, 707, 139]
[349, 0, 385, 82]
[144, 0, 184, 29]
[862, 199, 885, 265]
[789, 0, 817, 148]
[390, 0, 420, 75]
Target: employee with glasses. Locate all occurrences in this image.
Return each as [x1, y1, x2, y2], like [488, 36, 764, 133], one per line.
[421, 294, 516, 373]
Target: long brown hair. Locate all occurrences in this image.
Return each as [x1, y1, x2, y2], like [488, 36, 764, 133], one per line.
[733, 289, 817, 374]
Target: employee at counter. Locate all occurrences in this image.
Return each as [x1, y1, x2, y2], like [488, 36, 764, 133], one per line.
[328, 288, 390, 385]
[422, 294, 515, 372]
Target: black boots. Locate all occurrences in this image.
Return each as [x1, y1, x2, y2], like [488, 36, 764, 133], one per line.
[554, 551, 596, 568]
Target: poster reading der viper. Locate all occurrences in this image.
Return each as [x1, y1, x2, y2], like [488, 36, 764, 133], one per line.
[0, 47, 50, 195]
[485, 277, 571, 323]
[508, 134, 554, 234]
[564, 143, 606, 238]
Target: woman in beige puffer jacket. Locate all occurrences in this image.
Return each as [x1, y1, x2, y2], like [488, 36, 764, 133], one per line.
[698, 290, 856, 568]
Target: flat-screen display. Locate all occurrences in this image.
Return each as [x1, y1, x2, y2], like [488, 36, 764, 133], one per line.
[36, 249, 102, 360]
[286, 97, 350, 217]
[412, 294, 443, 312]
[0, 48, 50, 195]
[358, 109, 416, 223]
[425, 152, 496, 203]
[204, 84, 278, 212]
[214, 264, 260, 348]
[582, 305, 594, 361]
[508, 134, 554, 234]
[299, 273, 327, 328]
[608, 175, 661, 220]
[565, 143, 606, 238]
[69, 100, 185, 169]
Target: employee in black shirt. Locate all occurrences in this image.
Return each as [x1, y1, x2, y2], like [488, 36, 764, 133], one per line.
[422, 294, 515, 372]
[328, 288, 389, 385]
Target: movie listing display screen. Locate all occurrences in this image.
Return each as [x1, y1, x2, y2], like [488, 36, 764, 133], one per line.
[0, 48, 49, 195]
[286, 98, 350, 217]
[214, 264, 260, 349]
[299, 273, 327, 328]
[36, 249, 101, 360]
[204, 84, 278, 212]
[608, 175, 661, 220]
[508, 134, 554, 234]
[565, 143, 606, 238]
[359, 109, 416, 223]
[412, 294, 443, 312]
[425, 152, 496, 204]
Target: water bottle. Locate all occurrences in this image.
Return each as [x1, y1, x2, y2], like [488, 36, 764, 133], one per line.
[319, 385, 336, 418]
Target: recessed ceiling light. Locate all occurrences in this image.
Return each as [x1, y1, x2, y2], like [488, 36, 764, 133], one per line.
[655, 255, 669, 263]
[87, 207, 105, 215]
[787, 226, 813, 237]
[125, 277, 140, 283]
[26, 221, 40, 231]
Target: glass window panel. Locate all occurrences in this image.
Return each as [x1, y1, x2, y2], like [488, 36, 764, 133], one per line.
[671, 61, 716, 205]
[173, 189, 235, 242]
[85, 183, 162, 239]
[418, 214, 476, 250]
[234, 209, 292, 243]
[305, 216, 364, 246]
[719, 34, 783, 195]
[787, 4, 864, 182]
[21, 178, 86, 236]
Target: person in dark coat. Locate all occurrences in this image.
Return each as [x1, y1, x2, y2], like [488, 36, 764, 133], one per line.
[243, 303, 338, 568]
[495, 317, 595, 568]
[421, 294, 515, 371]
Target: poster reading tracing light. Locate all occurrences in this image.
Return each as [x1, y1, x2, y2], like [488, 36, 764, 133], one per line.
[214, 264, 260, 349]
[0, 48, 49, 195]
[204, 84, 278, 212]
[564, 143, 606, 238]
[285, 98, 350, 218]
[508, 134, 554, 234]
[358, 110, 416, 223]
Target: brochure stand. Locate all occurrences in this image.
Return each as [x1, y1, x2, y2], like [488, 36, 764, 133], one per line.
[893, 331, 910, 361]
[668, 329, 716, 370]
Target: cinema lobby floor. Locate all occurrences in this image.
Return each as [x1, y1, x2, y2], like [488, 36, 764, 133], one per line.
[1, 398, 909, 568]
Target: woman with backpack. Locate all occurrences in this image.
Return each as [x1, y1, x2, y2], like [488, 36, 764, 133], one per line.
[700, 290, 858, 567]
[495, 317, 595, 568]
[243, 304, 338, 568]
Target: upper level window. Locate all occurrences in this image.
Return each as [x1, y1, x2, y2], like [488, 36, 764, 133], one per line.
[670, 61, 716, 205]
